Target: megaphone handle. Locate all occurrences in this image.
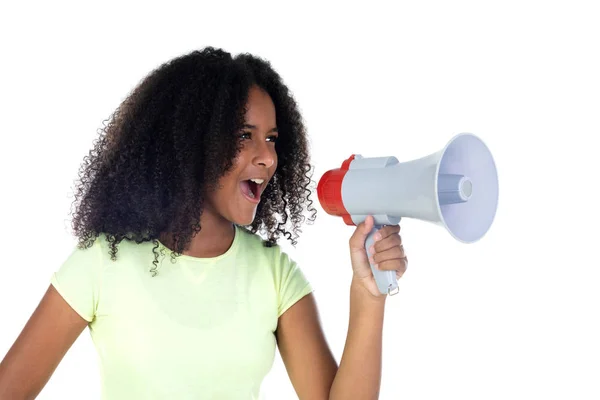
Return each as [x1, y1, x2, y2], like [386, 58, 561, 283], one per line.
[366, 225, 400, 296]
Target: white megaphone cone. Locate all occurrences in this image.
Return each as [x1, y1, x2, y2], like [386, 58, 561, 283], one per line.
[317, 133, 499, 296]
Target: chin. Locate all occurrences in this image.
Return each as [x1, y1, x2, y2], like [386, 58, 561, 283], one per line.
[232, 212, 256, 227]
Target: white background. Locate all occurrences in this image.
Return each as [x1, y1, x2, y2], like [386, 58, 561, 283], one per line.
[1, 1, 599, 399]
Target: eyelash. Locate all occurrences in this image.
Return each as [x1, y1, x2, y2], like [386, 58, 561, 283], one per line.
[239, 131, 278, 143]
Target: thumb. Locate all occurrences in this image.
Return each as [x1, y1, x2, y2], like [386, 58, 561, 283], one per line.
[349, 215, 375, 250]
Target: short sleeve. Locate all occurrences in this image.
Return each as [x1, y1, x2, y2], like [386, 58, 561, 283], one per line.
[274, 248, 313, 317]
[50, 236, 105, 323]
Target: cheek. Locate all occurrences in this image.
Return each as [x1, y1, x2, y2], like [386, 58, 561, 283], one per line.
[209, 176, 235, 203]
[270, 159, 278, 178]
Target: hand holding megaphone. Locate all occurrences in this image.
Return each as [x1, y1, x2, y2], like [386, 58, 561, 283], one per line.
[349, 215, 407, 298]
[317, 133, 499, 296]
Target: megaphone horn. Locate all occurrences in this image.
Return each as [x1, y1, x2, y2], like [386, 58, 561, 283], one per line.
[317, 133, 499, 296]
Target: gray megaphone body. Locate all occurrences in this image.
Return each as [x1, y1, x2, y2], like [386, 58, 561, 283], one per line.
[317, 133, 499, 296]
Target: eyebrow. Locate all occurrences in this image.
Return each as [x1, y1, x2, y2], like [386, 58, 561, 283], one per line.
[242, 124, 278, 133]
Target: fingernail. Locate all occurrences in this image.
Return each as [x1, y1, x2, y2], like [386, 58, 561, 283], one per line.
[374, 233, 382, 241]
[369, 245, 375, 254]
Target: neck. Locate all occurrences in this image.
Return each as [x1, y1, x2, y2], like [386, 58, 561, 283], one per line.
[160, 212, 235, 259]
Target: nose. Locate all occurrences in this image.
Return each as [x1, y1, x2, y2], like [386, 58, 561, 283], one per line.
[253, 141, 276, 168]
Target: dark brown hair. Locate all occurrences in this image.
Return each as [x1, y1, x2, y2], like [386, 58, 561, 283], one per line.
[68, 47, 316, 274]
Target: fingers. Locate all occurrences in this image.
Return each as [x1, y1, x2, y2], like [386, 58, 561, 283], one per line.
[369, 243, 405, 265]
[396, 258, 408, 278]
[377, 255, 408, 276]
[349, 215, 375, 249]
[350, 218, 400, 248]
[370, 232, 402, 253]
[367, 226, 408, 277]
[373, 224, 400, 241]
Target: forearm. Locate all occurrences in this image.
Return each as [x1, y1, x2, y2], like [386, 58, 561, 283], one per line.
[329, 277, 387, 400]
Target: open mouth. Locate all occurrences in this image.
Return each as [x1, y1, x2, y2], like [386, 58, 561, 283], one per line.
[240, 179, 261, 201]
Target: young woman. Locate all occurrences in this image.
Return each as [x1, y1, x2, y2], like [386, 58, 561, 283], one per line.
[0, 47, 407, 399]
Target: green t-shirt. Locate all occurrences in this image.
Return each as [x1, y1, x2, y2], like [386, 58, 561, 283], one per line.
[50, 225, 313, 399]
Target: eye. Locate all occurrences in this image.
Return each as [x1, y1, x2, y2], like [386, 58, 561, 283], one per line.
[267, 135, 278, 143]
[239, 131, 251, 140]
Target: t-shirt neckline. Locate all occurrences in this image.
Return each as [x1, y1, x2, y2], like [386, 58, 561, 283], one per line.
[156, 225, 241, 263]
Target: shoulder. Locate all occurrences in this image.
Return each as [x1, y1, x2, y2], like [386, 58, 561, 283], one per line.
[61, 234, 106, 268]
[54, 233, 115, 283]
[235, 226, 292, 267]
[235, 227, 309, 282]
[62, 233, 146, 274]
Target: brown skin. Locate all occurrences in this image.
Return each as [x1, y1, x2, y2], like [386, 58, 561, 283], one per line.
[0, 86, 407, 399]
[0, 285, 88, 399]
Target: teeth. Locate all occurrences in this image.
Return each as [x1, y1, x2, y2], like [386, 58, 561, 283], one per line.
[249, 178, 264, 184]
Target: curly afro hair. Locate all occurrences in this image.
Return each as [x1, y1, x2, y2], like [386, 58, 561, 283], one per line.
[68, 47, 317, 275]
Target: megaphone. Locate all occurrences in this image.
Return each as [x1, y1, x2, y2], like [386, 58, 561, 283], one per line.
[317, 133, 499, 296]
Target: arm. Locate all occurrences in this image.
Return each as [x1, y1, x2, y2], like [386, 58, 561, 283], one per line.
[328, 278, 386, 400]
[277, 217, 403, 399]
[0, 284, 88, 399]
[275, 293, 338, 400]
[276, 280, 386, 400]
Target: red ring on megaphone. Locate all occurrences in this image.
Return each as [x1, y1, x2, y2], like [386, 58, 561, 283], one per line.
[317, 155, 356, 226]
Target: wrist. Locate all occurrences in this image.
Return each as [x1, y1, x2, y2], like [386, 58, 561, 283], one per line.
[351, 276, 388, 303]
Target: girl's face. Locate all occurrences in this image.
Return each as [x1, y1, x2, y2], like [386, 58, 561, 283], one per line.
[203, 85, 279, 226]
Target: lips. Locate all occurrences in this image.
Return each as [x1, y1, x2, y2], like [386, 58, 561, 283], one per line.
[240, 180, 261, 203]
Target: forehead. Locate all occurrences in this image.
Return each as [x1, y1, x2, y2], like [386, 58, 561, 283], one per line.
[244, 86, 276, 122]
